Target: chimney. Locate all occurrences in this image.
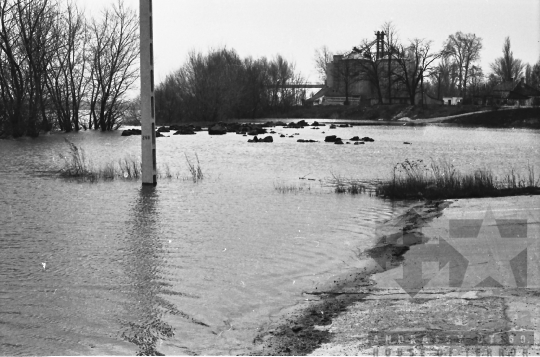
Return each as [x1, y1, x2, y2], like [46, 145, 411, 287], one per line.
[380, 31, 385, 58]
[375, 31, 380, 60]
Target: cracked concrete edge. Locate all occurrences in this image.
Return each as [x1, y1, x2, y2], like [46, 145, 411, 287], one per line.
[248, 200, 452, 355]
[308, 196, 540, 356]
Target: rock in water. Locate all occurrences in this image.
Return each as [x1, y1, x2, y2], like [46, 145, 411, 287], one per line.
[324, 135, 337, 142]
[208, 123, 227, 135]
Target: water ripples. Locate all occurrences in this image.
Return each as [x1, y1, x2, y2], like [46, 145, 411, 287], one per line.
[1, 125, 539, 354]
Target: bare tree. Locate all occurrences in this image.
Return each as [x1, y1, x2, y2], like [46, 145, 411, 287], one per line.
[392, 39, 443, 105]
[154, 48, 305, 123]
[444, 31, 483, 98]
[490, 37, 525, 83]
[434, 56, 459, 97]
[0, 0, 59, 137]
[17, 0, 60, 135]
[467, 65, 484, 98]
[313, 45, 333, 82]
[0, 0, 28, 137]
[88, 0, 139, 131]
[239, 56, 270, 118]
[267, 54, 305, 109]
[46, 0, 89, 132]
[353, 37, 388, 105]
[381, 21, 399, 104]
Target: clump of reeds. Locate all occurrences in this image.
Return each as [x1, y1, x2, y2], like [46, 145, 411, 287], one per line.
[158, 163, 174, 179]
[502, 163, 540, 188]
[185, 153, 203, 183]
[101, 162, 116, 180]
[330, 173, 367, 195]
[118, 156, 141, 179]
[58, 138, 92, 178]
[274, 181, 311, 194]
[58, 141, 208, 183]
[376, 158, 540, 200]
[58, 139, 183, 182]
[57, 138, 99, 180]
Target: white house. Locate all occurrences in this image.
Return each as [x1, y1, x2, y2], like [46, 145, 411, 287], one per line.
[442, 97, 463, 105]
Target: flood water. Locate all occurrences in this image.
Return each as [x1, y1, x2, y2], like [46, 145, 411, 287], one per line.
[1, 122, 539, 355]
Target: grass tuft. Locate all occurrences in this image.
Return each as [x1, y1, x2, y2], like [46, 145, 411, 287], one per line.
[58, 138, 93, 178]
[330, 173, 367, 195]
[118, 156, 141, 179]
[185, 153, 204, 183]
[376, 158, 540, 200]
[58, 140, 204, 183]
[158, 163, 174, 179]
[274, 181, 311, 194]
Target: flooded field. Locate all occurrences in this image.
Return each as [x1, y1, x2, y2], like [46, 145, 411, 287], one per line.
[1, 122, 539, 355]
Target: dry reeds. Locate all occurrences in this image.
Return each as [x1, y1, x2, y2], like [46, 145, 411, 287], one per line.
[58, 139, 204, 183]
[185, 153, 204, 183]
[329, 173, 367, 195]
[118, 156, 141, 179]
[58, 138, 93, 178]
[376, 158, 540, 199]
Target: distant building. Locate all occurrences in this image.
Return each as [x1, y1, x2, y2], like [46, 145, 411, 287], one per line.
[491, 78, 540, 106]
[442, 97, 463, 106]
[325, 54, 374, 105]
[321, 41, 439, 106]
[309, 31, 448, 106]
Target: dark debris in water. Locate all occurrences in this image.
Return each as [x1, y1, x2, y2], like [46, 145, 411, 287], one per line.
[250, 296, 359, 356]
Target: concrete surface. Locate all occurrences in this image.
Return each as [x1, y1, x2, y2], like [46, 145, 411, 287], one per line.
[309, 196, 540, 356]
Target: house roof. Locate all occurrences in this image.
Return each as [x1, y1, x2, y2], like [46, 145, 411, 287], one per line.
[513, 81, 540, 97]
[491, 80, 540, 99]
[506, 91, 531, 100]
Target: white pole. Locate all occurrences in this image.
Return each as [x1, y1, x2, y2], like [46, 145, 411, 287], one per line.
[140, 0, 156, 186]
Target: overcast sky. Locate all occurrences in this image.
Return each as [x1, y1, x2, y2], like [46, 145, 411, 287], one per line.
[80, 0, 539, 86]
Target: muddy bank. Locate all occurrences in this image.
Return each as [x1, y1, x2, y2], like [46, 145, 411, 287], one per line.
[248, 200, 450, 355]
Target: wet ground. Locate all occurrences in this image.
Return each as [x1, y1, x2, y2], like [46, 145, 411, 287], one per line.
[251, 196, 540, 356]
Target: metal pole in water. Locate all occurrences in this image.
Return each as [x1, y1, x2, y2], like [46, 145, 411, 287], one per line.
[140, 0, 157, 186]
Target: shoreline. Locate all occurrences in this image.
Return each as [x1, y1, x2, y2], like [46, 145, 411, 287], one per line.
[154, 106, 540, 130]
[249, 196, 540, 355]
[249, 200, 450, 355]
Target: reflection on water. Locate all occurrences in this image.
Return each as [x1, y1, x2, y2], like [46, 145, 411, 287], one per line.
[119, 186, 174, 356]
[0, 124, 538, 355]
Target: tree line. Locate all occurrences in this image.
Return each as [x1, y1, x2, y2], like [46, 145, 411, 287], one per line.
[0, 0, 139, 138]
[154, 48, 306, 124]
[315, 22, 540, 106]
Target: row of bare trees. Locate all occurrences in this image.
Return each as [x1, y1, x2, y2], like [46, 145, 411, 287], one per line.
[433, 35, 540, 101]
[0, 0, 139, 137]
[154, 48, 306, 123]
[316, 23, 485, 106]
[316, 23, 539, 106]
